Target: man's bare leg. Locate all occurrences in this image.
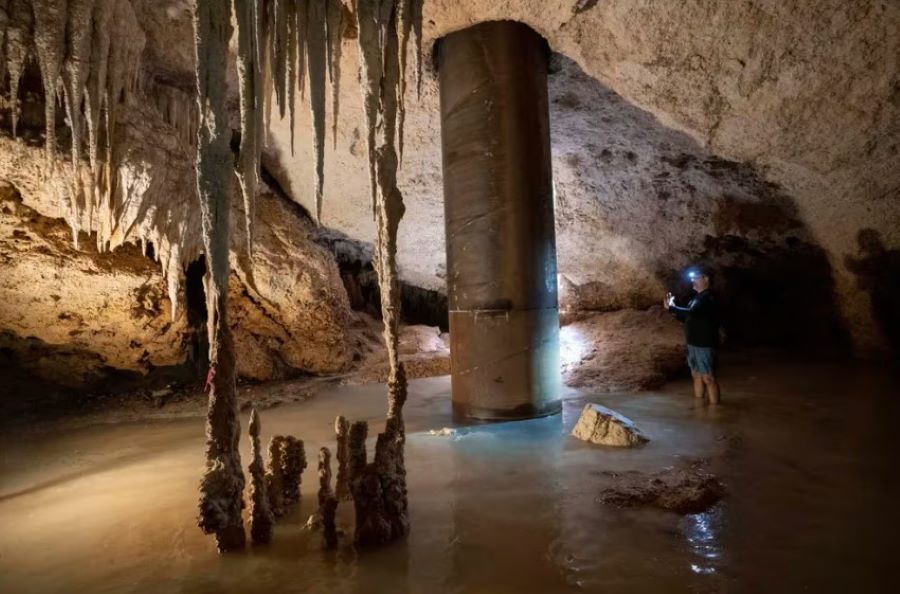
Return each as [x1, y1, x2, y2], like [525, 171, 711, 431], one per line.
[692, 371, 706, 399]
[702, 374, 720, 405]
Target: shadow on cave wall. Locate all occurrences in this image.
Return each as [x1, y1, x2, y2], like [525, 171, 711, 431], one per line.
[549, 54, 850, 353]
[845, 229, 900, 355]
[656, 169, 851, 353]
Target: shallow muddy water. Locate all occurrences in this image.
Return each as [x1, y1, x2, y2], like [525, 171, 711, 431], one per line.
[1, 355, 897, 593]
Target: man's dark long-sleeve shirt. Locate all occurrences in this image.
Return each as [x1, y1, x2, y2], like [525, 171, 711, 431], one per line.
[669, 290, 720, 348]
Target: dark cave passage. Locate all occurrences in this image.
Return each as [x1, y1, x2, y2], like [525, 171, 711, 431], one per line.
[184, 256, 209, 375]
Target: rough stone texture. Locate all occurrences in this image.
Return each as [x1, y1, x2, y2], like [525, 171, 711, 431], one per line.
[561, 307, 686, 392]
[353, 322, 450, 383]
[0, 134, 361, 386]
[571, 403, 649, 447]
[599, 459, 726, 514]
[0, 182, 187, 379]
[247, 408, 274, 545]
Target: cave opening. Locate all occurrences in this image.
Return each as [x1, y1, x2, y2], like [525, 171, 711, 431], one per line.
[184, 256, 209, 376]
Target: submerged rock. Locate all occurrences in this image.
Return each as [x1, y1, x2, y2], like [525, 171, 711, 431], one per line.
[571, 403, 649, 447]
[599, 460, 725, 514]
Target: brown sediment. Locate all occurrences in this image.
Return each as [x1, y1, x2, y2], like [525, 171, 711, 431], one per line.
[193, 0, 245, 554]
[248, 408, 274, 545]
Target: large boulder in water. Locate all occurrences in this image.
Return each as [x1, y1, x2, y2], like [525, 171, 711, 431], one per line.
[571, 403, 649, 447]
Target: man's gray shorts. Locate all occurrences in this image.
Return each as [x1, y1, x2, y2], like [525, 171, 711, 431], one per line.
[687, 345, 717, 375]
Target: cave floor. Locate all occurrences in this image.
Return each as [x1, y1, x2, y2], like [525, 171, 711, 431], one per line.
[0, 355, 897, 594]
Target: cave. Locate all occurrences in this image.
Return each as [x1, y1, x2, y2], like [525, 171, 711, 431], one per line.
[1, 1, 898, 592]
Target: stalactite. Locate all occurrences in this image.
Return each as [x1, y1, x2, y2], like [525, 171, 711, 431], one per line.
[348, 0, 410, 549]
[411, 0, 423, 99]
[4, 0, 32, 139]
[272, 0, 287, 119]
[326, 0, 343, 150]
[280, 435, 307, 506]
[354, 0, 382, 216]
[248, 408, 274, 545]
[31, 0, 68, 163]
[260, 0, 274, 133]
[334, 415, 351, 500]
[317, 447, 338, 549]
[193, 0, 246, 554]
[0, 2, 8, 81]
[295, 0, 307, 102]
[396, 0, 411, 161]
[84, 0, 111, 184]
[265, 435, 287, 517]
[306, 0, 327, 223]
[285, 0, 297, 153]
[233, 0, 263, 259]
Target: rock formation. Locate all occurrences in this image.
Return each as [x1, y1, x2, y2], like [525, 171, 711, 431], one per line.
[247, 408, 274, 545]
[571, 403, 649, 448]
[334, 415, 351, 501]
[280, 435, 307, 507]
[264, 435, 286, 517]
[193, 0, 246, 554]
[599, 459, 725, 514]
[560, 308, 686, 392]
[317, 446, 338, 549]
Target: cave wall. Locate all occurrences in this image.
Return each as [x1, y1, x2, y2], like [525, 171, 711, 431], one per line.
[0, 0, 897, 377]
[265, 0, 899, 356]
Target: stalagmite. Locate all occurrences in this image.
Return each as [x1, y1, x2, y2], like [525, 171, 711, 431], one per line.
[326, 0, 343, 150]
[347, 0, 411, 548]
[348, 420, 368, 479]
[5, 0, 33, 139]
[280, 435, 307, 506]
[306, 0, 327, 222]
[248, 409, 275, 545]
[317, 447, 338, 549]
[31, 0, 68, 162]
[265, 435, 287, 517]
[334, 415, 351, 500]
[193, 0, 246, 553]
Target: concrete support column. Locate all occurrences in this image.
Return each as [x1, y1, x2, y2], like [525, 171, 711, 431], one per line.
[436, 21, 561, 420]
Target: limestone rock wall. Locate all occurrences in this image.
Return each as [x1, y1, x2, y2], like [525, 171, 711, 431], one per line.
[265, 0, 899, 356]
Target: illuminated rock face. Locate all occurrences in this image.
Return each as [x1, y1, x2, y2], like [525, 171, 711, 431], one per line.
[571, 403, 649, 448]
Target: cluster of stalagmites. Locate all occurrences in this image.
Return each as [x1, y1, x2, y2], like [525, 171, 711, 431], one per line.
[193, 0, 418, 554]
[222, 407, 403, 552]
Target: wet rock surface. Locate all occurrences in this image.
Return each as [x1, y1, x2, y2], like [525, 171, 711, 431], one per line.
[571, 403, 648, 447]
[598, 459, 725, 514]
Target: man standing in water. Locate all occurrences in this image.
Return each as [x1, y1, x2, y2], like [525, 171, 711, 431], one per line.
[666, 267, 721, 405]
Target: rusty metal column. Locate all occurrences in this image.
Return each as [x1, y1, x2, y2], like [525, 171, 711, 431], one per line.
[437, 21, 561, 420]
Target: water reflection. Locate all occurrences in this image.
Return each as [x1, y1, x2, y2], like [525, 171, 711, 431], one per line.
[683, 509, 721, 576]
